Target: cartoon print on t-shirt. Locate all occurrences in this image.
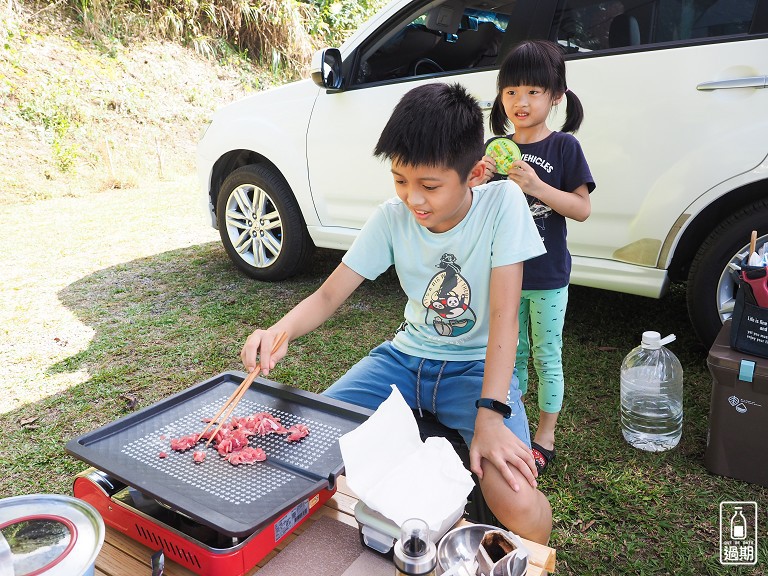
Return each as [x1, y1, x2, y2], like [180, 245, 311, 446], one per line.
[422, 253, 476, 337]
[528, 197, 552, 220]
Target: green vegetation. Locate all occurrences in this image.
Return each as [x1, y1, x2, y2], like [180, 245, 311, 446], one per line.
[63, 0, 386, 78]
[73, 0, 314, 76]
[17, 78, 81, 171]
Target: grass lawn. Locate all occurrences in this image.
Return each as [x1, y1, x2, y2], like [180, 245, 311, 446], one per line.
[1, 180, 766, 574]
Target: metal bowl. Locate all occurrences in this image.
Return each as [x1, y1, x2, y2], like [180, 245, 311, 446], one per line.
[437, 523, 500, 572]
[0, 494, 105, 576]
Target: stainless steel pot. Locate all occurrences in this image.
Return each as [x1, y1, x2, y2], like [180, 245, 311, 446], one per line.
[0, 494, 104, 576]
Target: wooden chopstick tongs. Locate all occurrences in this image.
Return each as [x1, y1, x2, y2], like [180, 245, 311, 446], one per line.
[199, 331, 288, 446]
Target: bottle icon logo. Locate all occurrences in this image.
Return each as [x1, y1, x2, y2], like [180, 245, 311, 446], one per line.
[730, 507, 746, 540]
[720, 502, 757, 565]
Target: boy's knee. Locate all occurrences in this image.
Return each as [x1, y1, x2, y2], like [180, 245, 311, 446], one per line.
[494, 486, 546, 519]
[508, 492, 552, 545]
[479, 471, 552, 544]
[491, 490, 552, 545]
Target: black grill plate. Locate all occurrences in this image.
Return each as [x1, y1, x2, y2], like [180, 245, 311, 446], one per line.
[66, 371, 370, 537]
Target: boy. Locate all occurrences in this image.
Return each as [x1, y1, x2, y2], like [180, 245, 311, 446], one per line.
[241, 83, 552, 543]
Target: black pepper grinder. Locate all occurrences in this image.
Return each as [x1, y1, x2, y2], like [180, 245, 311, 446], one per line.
[393, 518, 436, 576]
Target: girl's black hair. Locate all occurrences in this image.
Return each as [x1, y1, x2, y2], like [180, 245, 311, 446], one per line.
[374, 82, 484, 180]
[490, 40, 584, 135]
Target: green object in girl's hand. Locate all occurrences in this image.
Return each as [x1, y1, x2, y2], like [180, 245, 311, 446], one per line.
[485, 138, 522, 175]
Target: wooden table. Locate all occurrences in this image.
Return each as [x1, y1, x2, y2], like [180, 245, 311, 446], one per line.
[93, 477, 556, 575]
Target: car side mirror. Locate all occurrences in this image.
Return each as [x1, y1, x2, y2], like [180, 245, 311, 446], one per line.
[310, 48, 343, 92]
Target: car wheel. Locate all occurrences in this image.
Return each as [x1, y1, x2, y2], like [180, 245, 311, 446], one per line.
[687, 199, 768, 347]
[216, 164, 313, 281]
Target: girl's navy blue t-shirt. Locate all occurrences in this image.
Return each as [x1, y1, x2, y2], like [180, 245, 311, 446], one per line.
[487, 131, 595, 290]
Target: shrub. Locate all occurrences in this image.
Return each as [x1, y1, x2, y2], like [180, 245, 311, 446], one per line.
[53, 0, 386, 80]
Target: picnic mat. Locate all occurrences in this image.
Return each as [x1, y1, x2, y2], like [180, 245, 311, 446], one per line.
[257, 514, 393, 576]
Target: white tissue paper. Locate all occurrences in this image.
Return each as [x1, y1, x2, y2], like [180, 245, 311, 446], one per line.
[338, 385, 476, 535]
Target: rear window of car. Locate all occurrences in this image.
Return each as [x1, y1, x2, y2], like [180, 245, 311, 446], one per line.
[553, 0, 760, 52]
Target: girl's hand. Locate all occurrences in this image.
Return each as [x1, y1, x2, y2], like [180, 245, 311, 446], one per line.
[469, 410, 538, 491]
[480, 154, 497, 184]
[240, 329, 288, 376]
[506, 160, 544, 197]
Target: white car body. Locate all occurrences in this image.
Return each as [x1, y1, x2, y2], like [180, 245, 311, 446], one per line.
[197, 0, 768, 344]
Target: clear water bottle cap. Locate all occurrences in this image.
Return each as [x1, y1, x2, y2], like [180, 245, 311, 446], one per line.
[641, 331, 676, 349]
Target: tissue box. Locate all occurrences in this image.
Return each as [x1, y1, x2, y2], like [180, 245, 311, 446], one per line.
[355, 500, 465, 555]
[413, 410, 499, 527]
[339, 386, 476, 539]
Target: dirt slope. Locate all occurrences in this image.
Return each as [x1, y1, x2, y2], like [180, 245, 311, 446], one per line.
[0, 6, 264, 204]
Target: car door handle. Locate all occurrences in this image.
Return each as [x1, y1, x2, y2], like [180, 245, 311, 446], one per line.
[696, 76, 767, 90]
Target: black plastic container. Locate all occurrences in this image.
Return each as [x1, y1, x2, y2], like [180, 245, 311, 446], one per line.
[704, 320, 768, 487]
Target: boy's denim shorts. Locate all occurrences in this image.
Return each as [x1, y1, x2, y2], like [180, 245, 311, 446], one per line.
[324, 341, 530, 449]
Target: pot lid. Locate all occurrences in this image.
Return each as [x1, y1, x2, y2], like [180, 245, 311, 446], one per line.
[0, 494, 104, 576]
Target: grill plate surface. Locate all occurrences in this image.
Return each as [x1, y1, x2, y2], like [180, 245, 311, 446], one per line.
[66, 372, 370, 537]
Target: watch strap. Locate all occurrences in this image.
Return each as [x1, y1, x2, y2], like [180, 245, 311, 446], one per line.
[475, 397, 511, 418]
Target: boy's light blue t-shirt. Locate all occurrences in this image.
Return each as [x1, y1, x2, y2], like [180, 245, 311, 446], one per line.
[342, 180, 546, 361]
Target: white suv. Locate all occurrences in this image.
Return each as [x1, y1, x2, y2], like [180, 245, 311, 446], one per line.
[197, 0, 768, 345]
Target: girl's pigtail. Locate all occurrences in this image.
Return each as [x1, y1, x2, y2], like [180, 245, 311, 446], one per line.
[561, 89, 584, 133]
[489, 95, 509, 135]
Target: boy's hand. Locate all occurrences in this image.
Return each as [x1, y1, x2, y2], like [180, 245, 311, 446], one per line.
[469, 410, 538, 491]
[480, 155, 496, 184]
[240, 329, 288, 376]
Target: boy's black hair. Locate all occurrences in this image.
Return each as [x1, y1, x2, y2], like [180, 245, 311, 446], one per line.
[374, 82, 484, 180]
[490, 40, 584, 135]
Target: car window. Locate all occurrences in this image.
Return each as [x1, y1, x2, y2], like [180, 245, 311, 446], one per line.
[351, 0, 758, 86]
[553, 0, 759, 53]
[353, 0, 529, 85]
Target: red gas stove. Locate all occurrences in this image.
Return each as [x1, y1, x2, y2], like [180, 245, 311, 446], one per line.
[66, 372, 371, 575]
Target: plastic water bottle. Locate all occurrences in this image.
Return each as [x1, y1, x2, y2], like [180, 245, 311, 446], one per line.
[620, 331, 683, 452]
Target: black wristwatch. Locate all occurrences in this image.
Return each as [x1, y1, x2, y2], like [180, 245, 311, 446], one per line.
[475, 398, 512, 418]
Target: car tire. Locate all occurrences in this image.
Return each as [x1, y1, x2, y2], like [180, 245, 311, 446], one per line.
[216, 164, 314, 281]
[687, 198, 768, 347]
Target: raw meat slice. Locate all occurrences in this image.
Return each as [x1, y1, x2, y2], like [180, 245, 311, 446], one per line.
[285, 424, 309, 442]
[170, 434, 200, 451]
[216, 429, 250, 455]
[225, 446, 267, 466]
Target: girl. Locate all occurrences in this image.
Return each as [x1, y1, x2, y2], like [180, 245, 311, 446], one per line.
[482, 39, 595, 473]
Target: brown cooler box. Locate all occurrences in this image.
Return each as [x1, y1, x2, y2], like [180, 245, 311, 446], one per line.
[705, 320, 768, 487]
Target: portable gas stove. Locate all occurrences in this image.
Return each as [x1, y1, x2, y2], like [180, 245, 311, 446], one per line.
[66, 371, 371, 576]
